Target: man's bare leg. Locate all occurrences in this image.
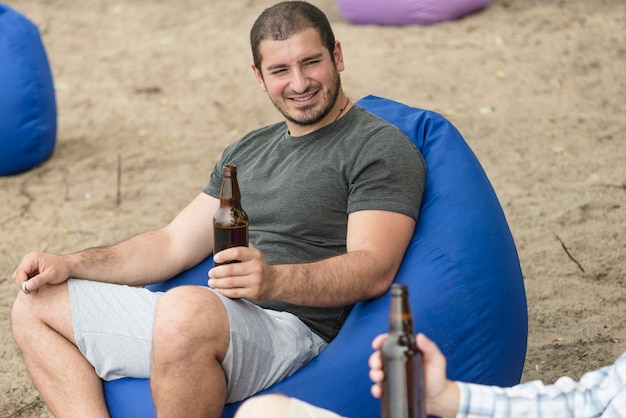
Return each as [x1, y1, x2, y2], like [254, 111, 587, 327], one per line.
[151, 287, 230, 418]
[235, 394, 292, 418]
[11, 282, 109, 418]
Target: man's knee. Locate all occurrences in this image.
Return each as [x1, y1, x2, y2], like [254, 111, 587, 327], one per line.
[11, 292, 31, 344]
[235, 394, 292, 418]
[10, 282, 72, 346]
[153, 286, 229, 359]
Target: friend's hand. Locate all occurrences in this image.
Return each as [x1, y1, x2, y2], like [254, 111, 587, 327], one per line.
[368, 333, 388, 399]
[12, 252, 71, 295]
[368, 332, 459, 417]
[208, 244, 276, 301]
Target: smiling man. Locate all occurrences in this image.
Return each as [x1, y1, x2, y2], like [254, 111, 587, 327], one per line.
[251, 19, 344, 133]
[11, 2, 426, 417]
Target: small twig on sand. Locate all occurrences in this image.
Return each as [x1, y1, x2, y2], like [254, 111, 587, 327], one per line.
[5, 397, 40, 418]
[116, 153, 122, 206]
[554, 233, 585, 273]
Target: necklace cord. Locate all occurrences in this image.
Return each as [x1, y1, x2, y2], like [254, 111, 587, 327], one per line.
[334, 97, 350, 122]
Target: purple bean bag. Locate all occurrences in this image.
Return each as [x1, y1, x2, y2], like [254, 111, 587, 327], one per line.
[0, 4, 57, 176]
[336, 0, 491, 26]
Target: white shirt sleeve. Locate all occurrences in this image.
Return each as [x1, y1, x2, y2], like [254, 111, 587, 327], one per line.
[455, 350, 626, 418]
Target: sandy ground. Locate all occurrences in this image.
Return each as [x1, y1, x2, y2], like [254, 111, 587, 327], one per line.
[1, 0, 624, 416]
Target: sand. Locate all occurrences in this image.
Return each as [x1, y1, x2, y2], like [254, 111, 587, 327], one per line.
[1, 0, 624, 416]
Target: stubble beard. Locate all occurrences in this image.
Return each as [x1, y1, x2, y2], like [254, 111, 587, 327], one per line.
[273, 72, 341, 127]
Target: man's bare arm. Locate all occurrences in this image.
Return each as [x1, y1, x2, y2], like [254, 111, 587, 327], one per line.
[210, 210, 415, 306]
[13, 193, 219, 291]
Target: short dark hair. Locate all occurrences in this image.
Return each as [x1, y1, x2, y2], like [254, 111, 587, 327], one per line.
[250, 1, 336, 72]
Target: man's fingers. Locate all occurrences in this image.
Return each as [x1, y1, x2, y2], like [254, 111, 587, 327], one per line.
[21, 281, 32, 294]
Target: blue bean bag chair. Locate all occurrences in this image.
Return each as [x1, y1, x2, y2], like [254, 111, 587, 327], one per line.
[336, 0, 491, 26]
[104, 95, 528, 417]
[0, 3, 57, 176]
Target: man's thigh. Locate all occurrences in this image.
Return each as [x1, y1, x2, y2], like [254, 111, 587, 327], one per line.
[68, 279, 328, 403]
[68, 278, 163, 380]
[212, 292, 328, 403]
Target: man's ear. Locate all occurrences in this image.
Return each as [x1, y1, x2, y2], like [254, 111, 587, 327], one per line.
[251, 64, 267, 91]
[333, 41, 345, 72]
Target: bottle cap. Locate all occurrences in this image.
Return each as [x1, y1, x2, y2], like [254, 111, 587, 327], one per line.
[391, 284, 408, 295]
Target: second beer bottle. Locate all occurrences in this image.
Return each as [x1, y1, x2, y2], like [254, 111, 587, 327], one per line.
[381, 284, 426, 418]
[213, 165, 249, 267]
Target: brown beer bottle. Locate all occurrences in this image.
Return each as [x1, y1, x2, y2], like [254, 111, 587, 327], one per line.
[213, 165, 249, 267]
[381, 284, 426, 418]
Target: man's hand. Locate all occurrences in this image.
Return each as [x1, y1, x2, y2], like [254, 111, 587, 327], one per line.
[12, 252, 71, 294]
[368, 332, 460, 417]
[208, 244, 276, 301]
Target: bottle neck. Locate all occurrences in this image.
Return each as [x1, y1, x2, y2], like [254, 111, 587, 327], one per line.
[220, 172, 242, 205]
[388, 290, 414, 335]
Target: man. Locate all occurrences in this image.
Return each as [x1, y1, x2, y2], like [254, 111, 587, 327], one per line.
[10, 2, 426, 417]
[235, 333, 626, 417]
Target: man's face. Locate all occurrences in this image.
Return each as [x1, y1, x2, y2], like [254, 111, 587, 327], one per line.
[253, 29, 344, 135]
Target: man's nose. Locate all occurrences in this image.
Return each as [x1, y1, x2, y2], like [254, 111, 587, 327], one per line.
[290, 67, 310, 93]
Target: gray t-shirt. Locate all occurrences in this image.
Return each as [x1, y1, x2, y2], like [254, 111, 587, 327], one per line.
[204, 105, 426, 341]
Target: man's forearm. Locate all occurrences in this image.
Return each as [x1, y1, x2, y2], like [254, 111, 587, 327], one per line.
[267, 211, 415, 307]
[66, 229, 183, 286]
[270, 249, 397, 307]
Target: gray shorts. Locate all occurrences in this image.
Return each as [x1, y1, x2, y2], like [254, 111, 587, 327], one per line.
[68, 278, 328, 403]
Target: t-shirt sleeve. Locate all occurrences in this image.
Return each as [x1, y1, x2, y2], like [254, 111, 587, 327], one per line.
[347, 126, 426, 221]
[203, 143, 237, 199]
[203, 162, 222, 199]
